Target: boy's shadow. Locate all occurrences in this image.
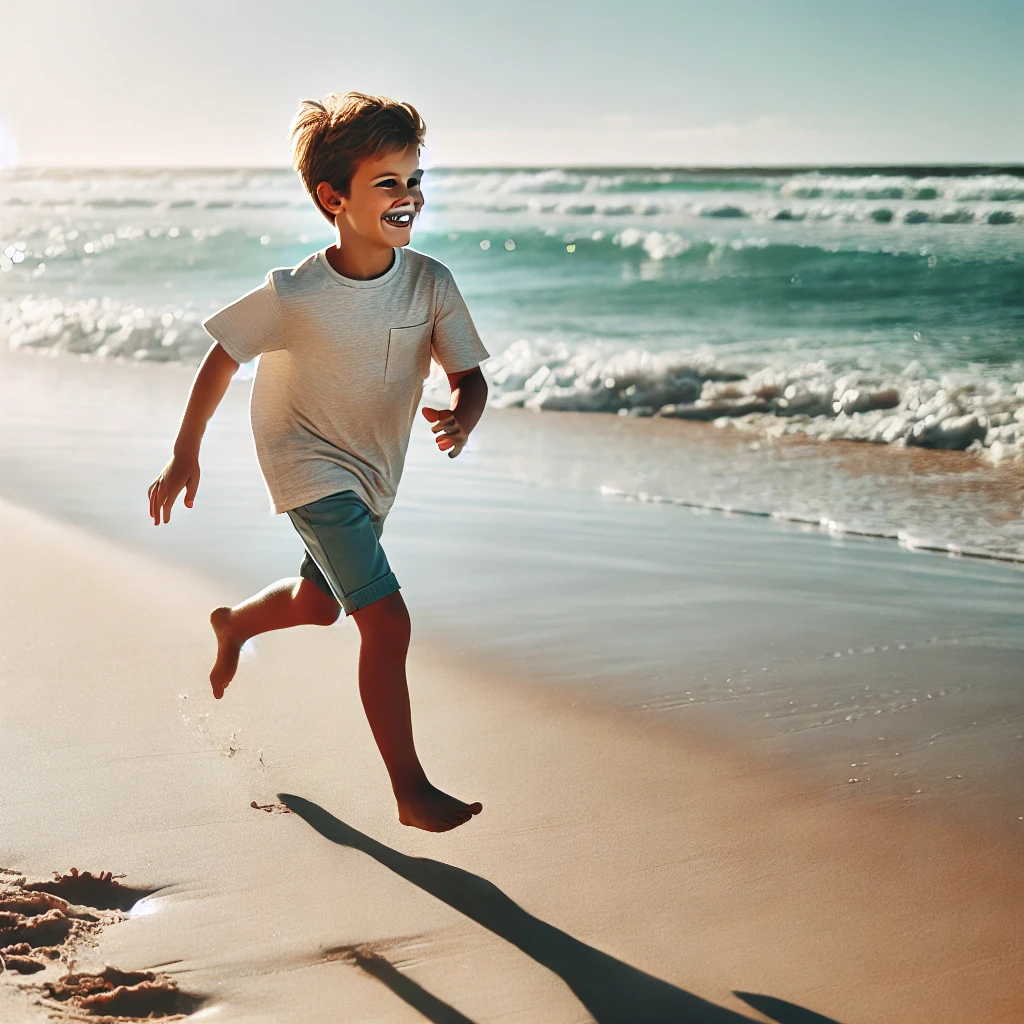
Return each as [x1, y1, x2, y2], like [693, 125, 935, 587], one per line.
[279, 793, 843, 1024]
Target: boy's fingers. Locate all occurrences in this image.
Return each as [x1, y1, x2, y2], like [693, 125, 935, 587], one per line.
[161, 486, 179, 523]
[438, 434, 465, 458]
[149, 482, 162, 524]
[184, 473, 200, 508]
[428, 411, 466, 457]
[153, 481, 171, 524]
[424, 407, 455, 427]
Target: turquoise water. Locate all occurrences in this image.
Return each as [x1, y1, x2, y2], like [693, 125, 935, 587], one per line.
[2, 165, 1022, 456]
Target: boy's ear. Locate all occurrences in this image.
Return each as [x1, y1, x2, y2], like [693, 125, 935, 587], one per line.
[315, 181, 343, 214]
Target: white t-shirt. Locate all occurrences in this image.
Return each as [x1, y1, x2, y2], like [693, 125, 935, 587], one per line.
[203, 246, 489, 516]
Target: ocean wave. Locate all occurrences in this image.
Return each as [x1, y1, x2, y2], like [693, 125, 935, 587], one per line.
[598, 487, 1024, 565]
[427, 193, 1022, 225]
[202, 199, 301, 210]
[426, 168, 772, 197]
[2, 297, 212, 363]
[482, 338, 1024, 460]
[4, 299, 1022, 469]
[0, 224, 321, 269]
[8, 220, 1004, 285]
[5, 165, 1022, 232]
[605, 227, 1007, 267]
[781, 173, 1024, 203]
[425, 168, 1024, 202]
[83, 198, 161, 209]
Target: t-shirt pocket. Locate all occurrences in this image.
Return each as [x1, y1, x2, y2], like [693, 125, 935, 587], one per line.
[385, 321, 432, 384]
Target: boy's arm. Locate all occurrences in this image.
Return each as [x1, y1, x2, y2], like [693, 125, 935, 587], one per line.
[421, 367, 487, 458]
[147, 342, 240, 524]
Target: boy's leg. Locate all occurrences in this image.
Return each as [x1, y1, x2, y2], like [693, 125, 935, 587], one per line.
[210, 576, 340, 698]
[287, 491, 482, 833]
[351, 591, 482, 832]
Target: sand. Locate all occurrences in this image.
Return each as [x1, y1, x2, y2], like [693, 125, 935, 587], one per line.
[2, 496, 1023, 1023]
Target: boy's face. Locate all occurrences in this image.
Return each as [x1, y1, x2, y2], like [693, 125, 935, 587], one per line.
[318, 144, 424, 249]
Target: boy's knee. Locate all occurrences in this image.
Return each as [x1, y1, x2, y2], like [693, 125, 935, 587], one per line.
[315, 601, 342, 626]
[354, 591, 409, 640]
[294, 579, 342, 625]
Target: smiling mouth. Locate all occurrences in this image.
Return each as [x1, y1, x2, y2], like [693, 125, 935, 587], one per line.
[382, 210, 414, 227]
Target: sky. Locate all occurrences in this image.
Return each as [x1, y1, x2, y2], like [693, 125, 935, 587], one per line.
[2, 0, 1022, 168]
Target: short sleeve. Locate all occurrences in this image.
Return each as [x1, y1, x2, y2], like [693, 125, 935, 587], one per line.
[203, 273, 285, 363]
[430, 272, 489, 374]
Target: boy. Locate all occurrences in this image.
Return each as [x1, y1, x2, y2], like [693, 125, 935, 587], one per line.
[147, 92, 488, 833]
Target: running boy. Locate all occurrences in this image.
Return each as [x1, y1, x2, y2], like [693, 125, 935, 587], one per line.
[147, 92, 488, 833]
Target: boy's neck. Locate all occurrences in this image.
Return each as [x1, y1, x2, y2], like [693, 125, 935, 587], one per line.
[325, 235, 396, 281]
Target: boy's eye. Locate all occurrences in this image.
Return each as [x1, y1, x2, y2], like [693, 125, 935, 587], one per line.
[376, 177, 424, 190]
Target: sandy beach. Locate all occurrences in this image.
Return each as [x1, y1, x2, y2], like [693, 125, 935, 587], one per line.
[2, 493, 1024, 1023]
[3, 11, 1024, 1021]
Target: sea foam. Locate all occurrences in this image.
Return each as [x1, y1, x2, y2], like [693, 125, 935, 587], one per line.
[483, 338, 1023, 460]
[5, 294, 1022, 461]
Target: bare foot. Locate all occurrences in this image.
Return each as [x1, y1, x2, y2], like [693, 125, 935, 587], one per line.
[396, 781, 482, 833]
[209, 606, 242, 699]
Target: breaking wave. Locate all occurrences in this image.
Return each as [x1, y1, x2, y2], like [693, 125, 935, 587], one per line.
[8, 290, 1018, 462]
[481, 338, 1023, 460]
[2, 296, 213, 363]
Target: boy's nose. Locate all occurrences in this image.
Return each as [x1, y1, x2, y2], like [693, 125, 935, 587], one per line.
[391, 190, 423, 213]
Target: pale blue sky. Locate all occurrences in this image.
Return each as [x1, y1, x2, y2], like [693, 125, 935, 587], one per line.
[2, 0, 1021, 167]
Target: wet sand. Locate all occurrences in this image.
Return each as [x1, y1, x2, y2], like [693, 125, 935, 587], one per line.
[2, 350, 1022, 833]
[2, 498, 1024, 1023]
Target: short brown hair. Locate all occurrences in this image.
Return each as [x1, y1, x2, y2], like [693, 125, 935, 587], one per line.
[289, 91, 427, 222]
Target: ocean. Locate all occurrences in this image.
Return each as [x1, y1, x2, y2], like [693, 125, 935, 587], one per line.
[2, 164, 1023, 559]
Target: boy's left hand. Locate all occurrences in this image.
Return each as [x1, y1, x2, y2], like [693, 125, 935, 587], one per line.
[421, 407, 467, 458]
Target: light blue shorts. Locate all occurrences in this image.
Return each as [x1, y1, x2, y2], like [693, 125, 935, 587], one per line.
[287, 491, 400, 616]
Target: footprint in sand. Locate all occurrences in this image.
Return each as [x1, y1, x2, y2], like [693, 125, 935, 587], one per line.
[1, 882, 100, 970]
[1, 868, 204, 1019]
[25, 867, 155, 912]
[251, 800, 293, 814]
[44, 964, 204, 1019]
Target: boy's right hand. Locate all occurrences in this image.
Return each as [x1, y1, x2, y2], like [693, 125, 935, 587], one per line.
[148, 453, 200, 525]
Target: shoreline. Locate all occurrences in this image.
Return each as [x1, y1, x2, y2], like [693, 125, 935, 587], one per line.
[460, 401, 1024, 567]
[2, 498, 1023, 1022]
[3, 345, 1022, 566]
[601, 481, 1024, 566]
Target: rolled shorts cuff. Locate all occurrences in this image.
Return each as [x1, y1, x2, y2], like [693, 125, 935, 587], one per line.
[345, 571, 401, 614]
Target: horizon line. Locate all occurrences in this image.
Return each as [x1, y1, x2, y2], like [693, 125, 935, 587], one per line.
[5, 162, 1024, 176]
